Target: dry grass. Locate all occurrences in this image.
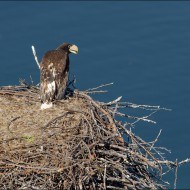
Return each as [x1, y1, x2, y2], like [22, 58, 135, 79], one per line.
[0, 81, 188, 190]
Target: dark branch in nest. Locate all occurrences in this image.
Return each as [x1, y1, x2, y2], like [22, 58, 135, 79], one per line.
[0, 81, 189, 190]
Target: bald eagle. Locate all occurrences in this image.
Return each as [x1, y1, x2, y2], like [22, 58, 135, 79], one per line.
[40, 43, 78, 109]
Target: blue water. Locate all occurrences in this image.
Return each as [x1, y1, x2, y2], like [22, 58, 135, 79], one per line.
[0, 2, 190, 188]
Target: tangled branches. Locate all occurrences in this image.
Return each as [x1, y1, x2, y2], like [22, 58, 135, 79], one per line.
[0, 82, 188, 189]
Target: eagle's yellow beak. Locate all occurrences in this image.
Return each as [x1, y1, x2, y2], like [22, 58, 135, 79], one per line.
[69, 45, 78, 54]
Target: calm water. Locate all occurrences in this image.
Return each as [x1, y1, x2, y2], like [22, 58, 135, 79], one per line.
[0, 2, 190, 188]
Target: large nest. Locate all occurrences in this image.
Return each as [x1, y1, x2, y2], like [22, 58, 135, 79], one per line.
[0, 81, 186, 189]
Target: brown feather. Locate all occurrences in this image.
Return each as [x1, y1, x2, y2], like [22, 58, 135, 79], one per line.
[40, 43, 78, 107]
[40, 47, 69, 104]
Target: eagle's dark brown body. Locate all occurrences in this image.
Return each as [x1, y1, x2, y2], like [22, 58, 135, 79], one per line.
[40, 43, 78, 109]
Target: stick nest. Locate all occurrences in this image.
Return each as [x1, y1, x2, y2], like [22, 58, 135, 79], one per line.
[0, 81, 184, 189]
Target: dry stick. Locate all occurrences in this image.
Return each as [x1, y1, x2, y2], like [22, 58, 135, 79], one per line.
[148, 130, 168, 162]
[103, 96, 122, 106]
[119, 124, 162, 172]
[0, 161, 58, 172]
[107, 186, 128, 190]
[133, 110, 158, 125]
[30, 75, 34, 85]
[115, 110, 156, 124]
[79, 92, 117, 133]
[86, 90, 108, 94]
[106, 177, 134, 187]
[179, 158, 190, 165]
[174, 159, 178, 190]
[97, 148, 157, 169]
[42, 110, 82, 129]
[119, 102, 160, 109]
[81, 92, 125, 144]
[0, 90, 39, 99]
[97, 143, 157, 168]
[0, 85, 30, 90]
[7, 116, 21, 133]
[90, 109, 98, 125]
[98, 157, 127, 178]
[92, 110, 117, 137]
[85, 82, 114, 92]
[112, 103, 119, 118]
[31, 45, 40, 69]
[103, 164, 107, 190]
[149, 129, 162, 151]
[81, 140, 92, 159]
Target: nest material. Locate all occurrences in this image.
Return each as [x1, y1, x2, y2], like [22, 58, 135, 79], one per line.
[0, 81, 181, 189]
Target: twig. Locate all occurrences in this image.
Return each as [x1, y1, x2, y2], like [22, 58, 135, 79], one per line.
[0, 160, 58, 172]
[42, 111, 79, 129]
[79, 92, 118, 133]
[7, 116, 21, 133]
[174, 159, 178, 190]
[104, 164, 107, 190]
[30, 75, 34, 85]
[86, 90, 108, 94]
[115, 110, 157, 124]
[102, 96, 122, 106]
[178, 158, 190, 165]
[31, 45, 40, 69]
[132, 110, 158, 125]
[150, 129, 162, 151]
[85, 82, 114, 92]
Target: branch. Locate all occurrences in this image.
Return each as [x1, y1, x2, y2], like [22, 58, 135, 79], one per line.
[174, 159, 178, 190]
[85, 82, 114, 92]
[31, 45, 40, 69]
[102, 96, 122, 106]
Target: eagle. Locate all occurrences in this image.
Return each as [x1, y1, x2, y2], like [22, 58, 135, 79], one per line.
[40, 43, 78, 109]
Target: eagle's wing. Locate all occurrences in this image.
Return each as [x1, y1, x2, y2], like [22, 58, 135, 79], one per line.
[54, 56, 69, 100]
[40, 50, 69, 103]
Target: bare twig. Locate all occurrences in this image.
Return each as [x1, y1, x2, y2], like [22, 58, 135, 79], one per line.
[174, 159, 178, 190]
[85, 82, 114, 92]
[179, 158, 190, 165]
[104, 164, 107, 190]
[102, 96, 122, 106]
[150, 129, 162, 151]
[31, 45, 40, 69]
